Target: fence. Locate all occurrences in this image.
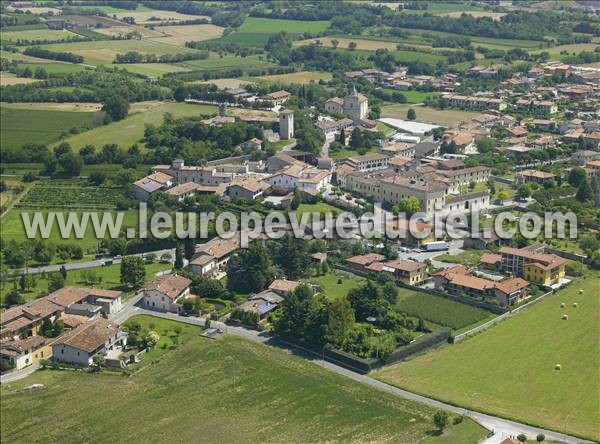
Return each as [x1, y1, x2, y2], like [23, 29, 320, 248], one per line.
[206, 154, 250, 166]
[452, 290, 553, 343]
[384, 327, 451, 365]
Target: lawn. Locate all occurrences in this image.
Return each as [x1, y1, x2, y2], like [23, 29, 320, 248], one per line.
[433, 249, 485, 267]
[331, 146, 379, 160]
[1, 105, 103, 150]
[395, 291, 496, 331]
[374, 273, 600, 441]
[56, 101, 216, 152]
[295, 202, 342, 222]
[0, 333, 486, 443]
[308, 271, 366, 300]
[381, 104, 479, 127]
[382, 88, 441, 104]
[0, 262, 171, 305]
[37, 39, 200, 65]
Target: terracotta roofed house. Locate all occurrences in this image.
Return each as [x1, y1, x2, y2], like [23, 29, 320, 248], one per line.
[142, 274, 191, 313]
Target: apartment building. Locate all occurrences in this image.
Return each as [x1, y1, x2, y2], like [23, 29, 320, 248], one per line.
[499, 246, 567, 286]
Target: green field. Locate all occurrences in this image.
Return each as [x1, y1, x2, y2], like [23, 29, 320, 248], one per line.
[180, 53, 275, 72]
[375, 274, 600, 440]
[17, 180, 124, 210]
[211, 17, 329, 49]
[0, 208, 139, 251]
[57, 101, 216, 151]
[382, 88, 441, 104]
[0, 262, 171, 304]
[0, 29, 76, 43]
[381, 104, 479, 126]
[0, 322, 486, 443]
[308, 271, 367, 300]
[1, 106, 102, 150]
[395, 292, 495, 331]
[16, 62, 90, 75]
[433, 250, 485, 267]
[37, 39, 200, 65]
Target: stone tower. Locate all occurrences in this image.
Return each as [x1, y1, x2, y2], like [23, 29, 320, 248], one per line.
[218, 102, 227, 117]
[279, 108, 294, 140]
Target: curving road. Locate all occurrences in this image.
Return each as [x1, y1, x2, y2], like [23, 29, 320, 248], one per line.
[108, 300, 591, 444]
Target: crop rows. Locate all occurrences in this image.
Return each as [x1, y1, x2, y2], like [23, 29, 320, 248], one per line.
[17, 184, 122, 209]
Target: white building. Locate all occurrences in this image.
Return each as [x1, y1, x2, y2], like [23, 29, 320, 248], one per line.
[266, 161, 332, 192]
[324, 88, 369, 120]
[52, 317, 127, 367]
[142, 274, 192, 313]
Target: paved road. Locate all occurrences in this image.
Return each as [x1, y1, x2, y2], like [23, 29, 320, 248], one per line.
[9, 248, 175, 275]
[0, 364, 40, 384]
[107, 302, 590, 444]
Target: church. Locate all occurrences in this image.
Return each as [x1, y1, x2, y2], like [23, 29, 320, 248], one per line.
[325, 87, 369, 120]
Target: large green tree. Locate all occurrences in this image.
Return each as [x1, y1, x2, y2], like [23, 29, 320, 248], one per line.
[120, 256, 146, 288]
[227, 242, 277, 293]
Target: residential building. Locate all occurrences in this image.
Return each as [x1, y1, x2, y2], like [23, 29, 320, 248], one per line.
[443, 94, 507, 111]
[240, 138, 262, 151]
[260, 90, 290, 106]
[268, 279, 301, 297]
[346, 253, 386, 273]
[52, 317, 127, 367]
[382, 259, 427, 285]
[499, 246, 567, 286]
[237, 290, 284, 319]
[133, 172, 174, 202]
[518, 169, 556, 185]
[142, 274, 192, 313]
[338, 153, 389, 173]
[153, 160, 234, 187]
[571, 150, 600, 166]
[189, 235, 242, 276]
[0, 336, 51, 371]
[266, 161, 332, 192]
[227, 179, 270, 201]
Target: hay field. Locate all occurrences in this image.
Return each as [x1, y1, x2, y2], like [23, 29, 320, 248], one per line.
[147, 24, 225, 46]
[94, 25, 165, 38]
[0, 73, 40, 86]
[251, 70, 333, 85]
[113, 10, 209, 24]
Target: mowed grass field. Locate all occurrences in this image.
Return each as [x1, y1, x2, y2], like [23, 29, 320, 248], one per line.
[0, 331, 486, 443]
[381, 104, 479, 126]
[215, 17, 330, 48]
[179, 52, 275, 72]
[37, 39, 200, 65]
[308, 271, 367, 300]
[375, 274, 600, 440]
[1, 105, 102, 150]
[57, 101, 217, 151]
[0, 28, 76, 43]
[147, 24, 225, 46]
[0, 208, 139, 251]
[248, 70, 332, 85]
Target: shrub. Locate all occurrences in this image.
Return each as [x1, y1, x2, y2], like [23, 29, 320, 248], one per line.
[452, 415, 464, 425]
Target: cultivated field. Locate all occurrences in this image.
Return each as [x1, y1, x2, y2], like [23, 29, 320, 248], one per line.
[57, 101, 216, 151]
[395, 292, 495, 331]
[3, 102, 103, 112]
[0, 72, 40, 86]
[250, 70, 333, 85]
[194, 78, 255, 89]
[381, 104, 479, 127]
[375, 274, 600, 440]
[113, 10, 208, 24]
[0, 29, 77, 43]
[117, 62, 192, 77]
[217, 17, 330, 48]
[440, 11, 506, 19]
[0, 331, 485, 443]
[94, 25, 165, 39]
[38, 39, 200, 65]
[1, 105, 102, 150]
[293, 37, 401, 51]
[17, 180, 124, 210]
[147, 24, 225, 46]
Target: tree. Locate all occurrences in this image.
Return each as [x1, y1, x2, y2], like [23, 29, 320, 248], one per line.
[393, 196, 421, 217]
[173, 85, 189, 102]
[276, 284, 314, 338]
[517, 434, 527, 443]
[433, 410, 449, 431]
[22, 66, 33, 78]
[40, 318, 53, 337]
[350, 127, 365, 150]
[93, 355, 106, 371]
[89, 171, 106, 185]
[536, 434, 545, 443]
[476, 137, 495, 153]
[274, 234, 311, 280]
[326, 297, 355, 347]
[290, 187, 302, 210]
[34, 66, 48, 79]
[576, 178, 593, 202]
[497, 190, 509, 202]
[348, 41, 357, 50]
[382, 281, 398, 304]
[58, 151, 83, 176]
[52, 319, 64, 337]
[120, 256, 146, 288]
[145, 331, 160, 348]
[59, 265, 67, 280]
[184, 237, 195, 260]
[175, 243, 184, 269]
[6, 289, 23, 307]
[48, 272, 65, 292]
[406, 108, 416, 120]
[517, 184, 532, 200]
[227, 242, 277, 294]
[102, 95, 129, 123]
[331, 39, 339, 49]
[568, 167, 587, 187]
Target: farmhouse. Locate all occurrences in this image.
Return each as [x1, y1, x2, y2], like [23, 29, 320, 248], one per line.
[227, 178, 270, 201]
[142, 274, 192, 313]
[153, 159, 234, 187]
[52, 317, 127, 367]
[260, 90, 291, 106]
[268, 279, 301, 297]
[266, 161, 332, 192]
[133, 172, 174, 202]
[381, 259, 427, 285]
[346, 253, 386, 273]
